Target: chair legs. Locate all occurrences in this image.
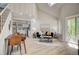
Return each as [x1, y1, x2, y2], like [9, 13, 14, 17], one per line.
[19, 44, 22, 55]
[7, 45, 13, 55]
[7, 42, 26, 55]
[23, 41, 27, 54]
[7, 45, 9, 55]
[10, 46, 13, 55]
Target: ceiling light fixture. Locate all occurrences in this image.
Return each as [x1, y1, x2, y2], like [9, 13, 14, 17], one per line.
[48, 3, 55, 7]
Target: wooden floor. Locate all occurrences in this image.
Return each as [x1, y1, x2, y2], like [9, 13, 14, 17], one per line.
[9, 38, 78, 55]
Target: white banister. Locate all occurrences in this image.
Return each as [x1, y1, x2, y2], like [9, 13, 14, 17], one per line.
[0, 4, 12, 54]
[0, 4, 10, 33]
[0, 12, 12, 54]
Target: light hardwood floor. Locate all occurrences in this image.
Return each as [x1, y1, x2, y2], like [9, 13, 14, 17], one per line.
[10, 38, 78, 55]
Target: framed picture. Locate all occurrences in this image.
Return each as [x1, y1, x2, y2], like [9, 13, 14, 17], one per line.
[40, 24, 50, 33]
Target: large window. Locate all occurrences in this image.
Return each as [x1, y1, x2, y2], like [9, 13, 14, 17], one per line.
[76, 17, 79, 41]
[68, 17, 75, 37]
[67, 16, 79, 44]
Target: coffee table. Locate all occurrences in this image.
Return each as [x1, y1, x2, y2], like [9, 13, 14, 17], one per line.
[40, 36, 52, 42]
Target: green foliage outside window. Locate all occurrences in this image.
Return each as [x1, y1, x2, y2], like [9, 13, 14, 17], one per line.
[68, 18, 75, 37]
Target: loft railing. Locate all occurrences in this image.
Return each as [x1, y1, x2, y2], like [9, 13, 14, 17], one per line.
[0, 4, 10, 33]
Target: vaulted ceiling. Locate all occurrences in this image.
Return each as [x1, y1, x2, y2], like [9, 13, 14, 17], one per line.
[37, 3, 64, 19]
[37, 3, 79, 19]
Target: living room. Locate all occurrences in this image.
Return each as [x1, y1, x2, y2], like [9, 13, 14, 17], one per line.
[0, 3, 78, 55]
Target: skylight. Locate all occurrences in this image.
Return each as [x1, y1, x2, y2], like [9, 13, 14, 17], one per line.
[48, 3, 55, 7]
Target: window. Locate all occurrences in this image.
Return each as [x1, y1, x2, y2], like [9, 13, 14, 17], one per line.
[67, 16, 79, 44]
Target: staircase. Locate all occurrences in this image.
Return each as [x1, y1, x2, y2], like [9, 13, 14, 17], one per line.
[0, 3, 10, 33]
[0, 4, 12, 54]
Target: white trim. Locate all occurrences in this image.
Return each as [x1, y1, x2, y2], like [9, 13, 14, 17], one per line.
[13, 18, 31, 21]
[66, 14, 79, 19]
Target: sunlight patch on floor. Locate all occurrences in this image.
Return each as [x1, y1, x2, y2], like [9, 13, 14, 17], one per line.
[68, 43, 78, 49]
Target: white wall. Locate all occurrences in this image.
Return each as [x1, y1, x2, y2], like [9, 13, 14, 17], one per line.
[0, 12, 12, 54]
[37, 10, 58, 33]
[29, 7, 58, 36]
[59, 4, 79, 41]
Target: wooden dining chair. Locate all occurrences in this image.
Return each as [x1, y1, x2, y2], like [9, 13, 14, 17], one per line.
[7, 34, 22, 55]
[7, 34, 26, 54]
